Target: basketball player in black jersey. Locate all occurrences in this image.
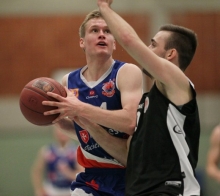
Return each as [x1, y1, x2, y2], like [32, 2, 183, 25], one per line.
[96, 0, 201, 196]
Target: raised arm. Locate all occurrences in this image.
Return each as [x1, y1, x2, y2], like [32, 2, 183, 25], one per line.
[97, 1, 193, 106]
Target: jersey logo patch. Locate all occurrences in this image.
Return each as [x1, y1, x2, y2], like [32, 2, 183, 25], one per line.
[173, 125, 183, 134]
[165, 181, 181, 187]
[79, 130, 90, 144]
[70, 88, 79, 98]
[89, 90, 95, 96]
[102, 79, 115, 97]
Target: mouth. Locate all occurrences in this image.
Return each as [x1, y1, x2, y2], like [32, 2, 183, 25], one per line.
[97, 41, 107, 47]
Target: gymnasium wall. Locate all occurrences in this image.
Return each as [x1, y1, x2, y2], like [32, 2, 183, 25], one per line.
[1, 12, 220, 95]
[0, 14, 149, 95]
[0, 1, 220, 195]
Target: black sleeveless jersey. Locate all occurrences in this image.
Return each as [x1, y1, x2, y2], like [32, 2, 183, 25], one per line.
[125, 83, 201, 196]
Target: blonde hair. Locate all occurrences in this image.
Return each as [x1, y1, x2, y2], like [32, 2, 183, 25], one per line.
[79, 9, 103, 38]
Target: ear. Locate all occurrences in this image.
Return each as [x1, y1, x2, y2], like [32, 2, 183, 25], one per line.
[79, 38, 85, 49]
[166, 49, 177, 61]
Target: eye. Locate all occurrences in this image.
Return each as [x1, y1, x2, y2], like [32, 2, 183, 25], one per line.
[149, 39, 157, 48]
[151, 43, 156, 47]
[104, 29, 111, 34]
[149, 41, 156, 48]
[92, 28, 98, 33]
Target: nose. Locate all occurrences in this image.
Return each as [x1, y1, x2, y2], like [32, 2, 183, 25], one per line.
[98, 30, 106, 38]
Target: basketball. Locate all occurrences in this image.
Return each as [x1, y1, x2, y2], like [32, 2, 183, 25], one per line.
[19, 77, 67, 126]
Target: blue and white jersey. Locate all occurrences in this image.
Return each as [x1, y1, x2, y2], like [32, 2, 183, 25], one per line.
[67, 60, 128, 169]
[44, 143, 77, 188]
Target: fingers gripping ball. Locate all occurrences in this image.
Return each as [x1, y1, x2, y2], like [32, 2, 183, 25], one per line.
[19, 77, 67, 126]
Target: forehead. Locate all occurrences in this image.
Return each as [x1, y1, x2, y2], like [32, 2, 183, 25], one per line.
[153, 30, 171, 44]
[85, 18, 108, 30]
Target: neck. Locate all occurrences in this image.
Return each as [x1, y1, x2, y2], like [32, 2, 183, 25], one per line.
[84, 57, 114, 81]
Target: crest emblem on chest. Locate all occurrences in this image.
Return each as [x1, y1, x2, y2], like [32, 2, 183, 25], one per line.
[102, 79, 115, 97]
[79, 130, 90, 144]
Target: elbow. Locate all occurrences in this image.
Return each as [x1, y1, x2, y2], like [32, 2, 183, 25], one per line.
[126, 121, 136, 135]
[124, 111, 137, 135]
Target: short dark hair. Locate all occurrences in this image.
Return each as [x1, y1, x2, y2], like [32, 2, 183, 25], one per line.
[159, 24, 197, 71]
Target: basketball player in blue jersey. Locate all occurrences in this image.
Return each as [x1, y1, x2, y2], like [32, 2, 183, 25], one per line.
[95, 1, 201, 196]
[42, 10, 143, 196]
[31, 127, 83, 196]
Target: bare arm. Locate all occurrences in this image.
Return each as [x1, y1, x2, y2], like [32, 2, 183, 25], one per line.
[206, 125, 220, 183]
[97, 0, 191, 106]
[43, 63, 143, 135]
[53, 118, 78, 141]
[74, 116, 128, 166]
[30, 147, 47, 196]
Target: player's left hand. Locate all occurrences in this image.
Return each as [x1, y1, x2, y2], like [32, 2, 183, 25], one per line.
[42, 87, 82, 123]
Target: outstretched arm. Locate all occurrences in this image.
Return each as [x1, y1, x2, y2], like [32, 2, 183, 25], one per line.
[97, 0, 192, 106]
[74, 116, 128, 166]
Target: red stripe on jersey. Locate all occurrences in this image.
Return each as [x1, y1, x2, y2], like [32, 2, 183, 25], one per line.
[77, 147, 125, 169]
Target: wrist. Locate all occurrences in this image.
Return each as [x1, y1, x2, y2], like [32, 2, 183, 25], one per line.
[98, 3, 111, 12]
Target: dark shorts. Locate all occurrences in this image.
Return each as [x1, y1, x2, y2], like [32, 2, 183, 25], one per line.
[71, 168, 126, 196]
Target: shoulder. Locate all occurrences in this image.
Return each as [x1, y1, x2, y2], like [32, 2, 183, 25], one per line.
[62, 67, 82, 86]
[118, 63, 142, 77]
[37, 145, 49, 158]
[62, 73, 69, 86]
[116, 63, 143, 92]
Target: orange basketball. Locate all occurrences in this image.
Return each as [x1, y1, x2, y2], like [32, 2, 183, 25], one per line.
[19, 77, 67, 126]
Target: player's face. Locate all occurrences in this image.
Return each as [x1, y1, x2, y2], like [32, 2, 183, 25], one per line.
[80, 18, 116, 57]
[148, 30, 171, 59]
